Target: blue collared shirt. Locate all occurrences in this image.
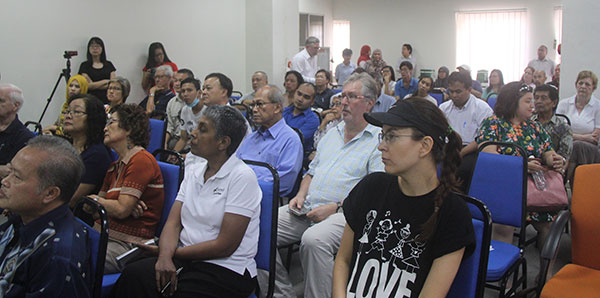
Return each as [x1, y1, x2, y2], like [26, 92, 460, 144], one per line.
[305, 122, 384, 208]
[394, 78, 419, 99]
[372, 93, 396, 113]
[282, 106, 320, 152]
[237, 118, 303, 197]
[335, 62, 357, 86]
[0, 204, 92, 298]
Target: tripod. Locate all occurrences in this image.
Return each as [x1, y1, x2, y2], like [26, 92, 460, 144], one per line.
[38, 54, 73, 125]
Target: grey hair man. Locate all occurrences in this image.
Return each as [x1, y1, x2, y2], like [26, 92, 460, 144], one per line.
[239, 71, 269, 104]
[291, 36, 320, 84]
[0, 83, 34, 177]
[142, 65, 176, 116]
[260, 73, 384, 298]
[0, 135, 92, 297]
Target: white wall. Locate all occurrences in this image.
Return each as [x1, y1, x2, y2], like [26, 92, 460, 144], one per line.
[332, 0, 560, 81]
[0, 0, 247, 127]
[559, 0, 600, 99]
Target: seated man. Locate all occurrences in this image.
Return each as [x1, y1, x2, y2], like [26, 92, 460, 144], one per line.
[237, 85, 303, 197]
[172, 78, 205, 154]
[201, 72, 252, 137]
[165, 68, 194, 150]
[440, 71, 493, 188]
[260, 73, 384, 298]
[139, 65, 175, 117]
[394, 61, 418, 100]
[0, 83, 34, 178]
[313, 69, 336, 110]
[370, 72, 395, 113]
[282, 82, 320, 152]
[457, 65, 483, 98]
[0, 135, 91, 297]
[532, 84, 572, 160]
[239, 71, 268, 104]
[533, 70, 548, 88]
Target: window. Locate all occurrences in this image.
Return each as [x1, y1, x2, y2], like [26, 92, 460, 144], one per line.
[299, 13, 324, 46]
[332, 20, 350, 67]
[456, 9, 527, 82]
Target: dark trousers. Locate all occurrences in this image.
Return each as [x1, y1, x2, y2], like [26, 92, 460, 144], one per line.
[111, 257, 256, 298]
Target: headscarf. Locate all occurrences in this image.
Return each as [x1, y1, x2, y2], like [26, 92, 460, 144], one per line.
[433, 66, 449, 89]
[56, 74, 89, 135]
[357, 45, 371, 66]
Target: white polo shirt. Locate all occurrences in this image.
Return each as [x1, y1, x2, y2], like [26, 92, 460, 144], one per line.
[440, 94, 493, 145]
[176, 154, 262, 277]
[556, 95, 600, 134]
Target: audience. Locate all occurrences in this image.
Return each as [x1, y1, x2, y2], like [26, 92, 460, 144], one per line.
[334, 48, 355, 86]
[172, 78, 205, 154]
[282, 82, 320, 152]
[62, 94, 112, 205]
[260, 73, 384, 298]
[237, 85, 303, 197]
[370, 72, 395, 113]
[381, 65, 396, 96]
[90, 104, 164, 274]
[532, 84, 572, 161]
[482, 69, 504, 101]
[0, 83, 34, 178]
[457, 65, 483, 98]
[333, 98, 475, 297]
[141, 42, 178, 93]
[283, 70, 304, 107]
[165, 68, 194, 150]
[113, 105, 260, 298]
[433, 66, 450, 90]
[0, 135, 92, 297]
[78, 37, 116, 104]
[395, 61, 419, 100]
[533, 69, 547, 88]
[313, 69, 335, 110]
[106, 76, 131, 113]
[396, 43, 417, 77]
[557, 70, 600, 183]
[550, 63, 560, 89]
[528, 45, 555, 82]
[405, 76, 437, 105]
[357, 45, 371, 69]
[363, 48, 387, 76]
[477, 81, 564, 248]
[43, 74, 89, 135]
[202, 72, 233, 106]
[239, 71, 268, 103]
[291, 36, 320, 84]
[521, 66, 536, 89]
[312, 95, 342, 151]
[139, 65, 176, 117]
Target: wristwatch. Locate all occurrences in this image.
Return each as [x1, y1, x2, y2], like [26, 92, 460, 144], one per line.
[336, 201, 342, 212]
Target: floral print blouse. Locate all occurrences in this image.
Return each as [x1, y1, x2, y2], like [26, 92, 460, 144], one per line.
[476, 115, 553, 158]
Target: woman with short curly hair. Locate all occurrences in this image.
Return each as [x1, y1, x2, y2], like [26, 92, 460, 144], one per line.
[89, 103, 164, 274]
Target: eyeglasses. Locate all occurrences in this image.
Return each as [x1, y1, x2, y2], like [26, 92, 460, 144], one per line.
[155, 74, 169, 79]
[106, 118, 120, 126]
[296, 90, 313, 100]
[108, 86, 122, 91]
[519, 84, 533, 93]
[331, 101, 342, 107]
[61, 110, 87, 117]
[340, 93, 366, 102]
[378, 132, 414, 144]
[248, 101, 274, 109]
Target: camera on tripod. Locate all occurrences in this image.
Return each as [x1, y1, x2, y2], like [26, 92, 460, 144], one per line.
[63, 50, 78, 59]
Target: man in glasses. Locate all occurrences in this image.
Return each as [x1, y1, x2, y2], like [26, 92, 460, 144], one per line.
[283, 82, 320, 152]
[0, 83, 34, 178]
[291, 36, 320, 84]
[139, 65, 176, 118]
[236, 85, 303, 197]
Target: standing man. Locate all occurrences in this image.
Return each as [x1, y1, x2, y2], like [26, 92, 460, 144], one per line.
[291, 36, 320, 84]
[239, 71, 268, 103]
[172, 78, 204, 154]
[0, 135, 91, 297]
[237, 85, 303, 197]
[283, 82, 320, 152]
[165, 68, 194, 150]
[0, 83, 34, 178]
[528, 45, 555, 82]
[396, 43, 417, 77]
[335, 48, 356, 86]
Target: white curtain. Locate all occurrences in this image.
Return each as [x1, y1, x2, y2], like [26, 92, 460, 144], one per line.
[332, 20, 350, 67]
[456, 9, 527, 82]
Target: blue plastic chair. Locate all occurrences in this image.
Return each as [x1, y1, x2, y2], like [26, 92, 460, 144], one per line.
[430, 92, 444, 106]
[73, 197, 109, 298]
[147, 119, 166, 155]
[244, 160, 280, 298]
[447, 195, 492, 298]
[468, 142, 528, 298]
[487, 95, 498, 109]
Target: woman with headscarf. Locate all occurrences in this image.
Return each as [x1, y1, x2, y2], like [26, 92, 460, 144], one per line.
[43, 74, 89, 135]
[357, 45, 371, 69]
[433, 66, 450, 90]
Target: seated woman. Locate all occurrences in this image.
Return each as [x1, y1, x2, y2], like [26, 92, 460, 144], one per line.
[89, 104, 164, 273]
[381, 65, 396, 96]
[113, 105, 261, 298]
[283, 70, 303, 107]
[105, 76, 131, 113]
[477, 82, 565, 247]
[363, 48, 387, 75]
[404, 76, 437, 105]
[62, 94, 112, 206]
[43, 74, 88, 135]
[556, 70, 600, 183]
[520, 66, 535, 89]
[333, 98, 475, 297]
[482, 69, 504, 101]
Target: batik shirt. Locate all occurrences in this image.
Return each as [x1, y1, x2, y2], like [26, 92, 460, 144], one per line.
[476, 116, 553, 158]
[531, 114, 573, 160]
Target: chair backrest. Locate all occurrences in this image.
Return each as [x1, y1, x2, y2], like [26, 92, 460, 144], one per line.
[24, 121, 42, 134]
[571, 164, 600, 269]
[148, 119, 166, 155]
[487, 95, 498, 109]
[243, 160, 279, 298]
[469, 142, 527, 231]
[447, 195, 492, 298]
[73, 197, 109, 298]
[555, 113, 571, 126]
[152, 149, 184, 237]
[430, 92, 444, 106]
